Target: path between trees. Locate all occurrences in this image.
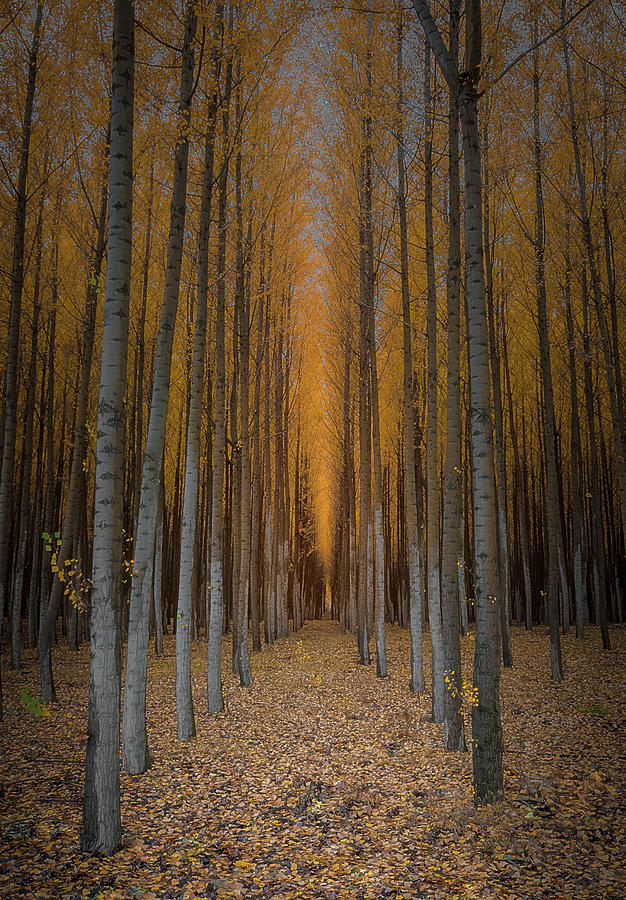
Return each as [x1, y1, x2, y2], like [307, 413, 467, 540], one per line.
[1, 622, 624, 898]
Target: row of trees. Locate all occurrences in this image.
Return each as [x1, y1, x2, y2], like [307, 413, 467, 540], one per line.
[310, 0, 623, 798]
[0, 0, 623, 854]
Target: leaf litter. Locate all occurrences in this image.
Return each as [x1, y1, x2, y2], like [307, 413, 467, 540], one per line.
[1, 621, 624, 899]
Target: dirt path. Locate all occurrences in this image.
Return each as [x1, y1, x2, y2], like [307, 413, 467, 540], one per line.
[1, 622, 625, 898]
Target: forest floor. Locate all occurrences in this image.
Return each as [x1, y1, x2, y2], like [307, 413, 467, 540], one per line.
[1, 621, 625, 900]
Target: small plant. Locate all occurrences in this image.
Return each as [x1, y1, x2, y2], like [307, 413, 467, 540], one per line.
[576, 703, 608, 717]
[20, 688, 50, 718]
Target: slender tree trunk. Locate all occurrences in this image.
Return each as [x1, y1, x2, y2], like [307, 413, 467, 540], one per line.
[263, 274, 274, 645]
[502, 308, 533, 631]
[153, 468, 164, 656]
[563, 227, 586, 638]
[532, 31, 563, 681]
[236, 185, 253, 685]
[81, 0, 134, 855]
[370, 292, 387, 677]
[411, 0, 503, 802]
[133, 163, 153, 532]
[176, 2, 221, 737]
[122, 3, 196, 768]
[208, 3, 233, 714]
[39, 284, 57, 657]
[483, 130, 513, 669]
[249, 228, 265, 652]
[582, 276, 611, 650]
[357, 149, 371, 667]
[397, 15, 424, 691]
[437, 0, 465, 747]
[423, 32, 445, 717]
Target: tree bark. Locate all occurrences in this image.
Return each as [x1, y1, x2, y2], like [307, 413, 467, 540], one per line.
[122, 2, 197, 768]
[411, 0, 503, 802]
[208, 2, 234, 713]
[582, 275, 611, 650]
[424, 32, 445, 718]
[81, 0, 134, 855]
[437, 0, 466, 747]
[397, 15, 424, 692]
[532, 30, 563, 681]
[483, 130, 513, 669]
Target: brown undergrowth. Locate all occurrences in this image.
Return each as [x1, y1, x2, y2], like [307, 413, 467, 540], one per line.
[1, 621, 624, 899]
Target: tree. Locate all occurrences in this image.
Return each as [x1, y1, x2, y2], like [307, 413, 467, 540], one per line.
[411, 0, 504, 804]
[81, 0, 134, 854]
[208, 1, 234, 715]
[122, 0, 197, 770]
[396, 11, 424, 694]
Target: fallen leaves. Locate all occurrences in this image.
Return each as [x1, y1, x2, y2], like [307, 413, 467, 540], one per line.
[1, 622, 625, 899]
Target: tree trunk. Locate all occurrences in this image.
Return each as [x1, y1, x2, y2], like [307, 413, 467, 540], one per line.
[357, 149, 371, 667]
[502, 308, 533, 631]
[236, 170, 253, 685]
[370, 290, 387, 678]
[176, 7, 220, 738]
[437, 0, 465, 747]
[563, 228, 586, 639]
[123, 2, 197, 768]
[397, 18, 424, 692]
[532, 31, 563, 681]
[411, 0, 503, 801]
[423, 32, 445, 718]
[483, 130, 513, 669]
[250, 227, 265, 652]
[582, 276, 611, 650]
[208, 3, 234, 714]
[81, 0, 134, 855]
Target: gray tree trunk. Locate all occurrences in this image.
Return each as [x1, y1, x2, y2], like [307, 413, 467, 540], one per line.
[133, 162, 153, 532]
[396, 29, 424, 691]
[176, 1, 221, 741]
[423, 31, 445, 720]
[81, 0, 134, 855]
[122, 2, 197, 769]
[582, 277, 611, 650]
[563, 230, 586, 639]
[370, 295, 387, 678]
[411, 0, 503, 803]
[532, 33, 563, 681]
[357, 148, 371, 667]
[250, 227, 265, 652]
[208, 3, 234, 713]
[483, 132, 513, 669]
[436, 0, 466, 747]
[236, 153, 252, 685]
[502, 310, 533, 631]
